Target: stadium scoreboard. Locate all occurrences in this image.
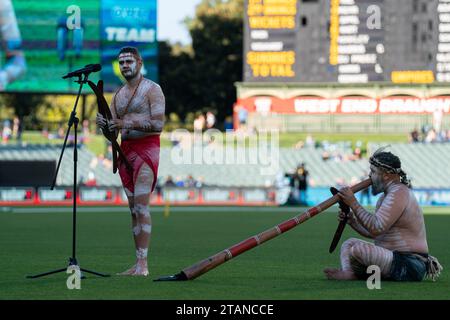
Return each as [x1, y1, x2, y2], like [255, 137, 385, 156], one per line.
[244, 0, 450, 84]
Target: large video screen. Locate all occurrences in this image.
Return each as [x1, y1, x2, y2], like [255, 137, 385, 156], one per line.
[244, 0, 449, 84]
[0, 0, 157, 93]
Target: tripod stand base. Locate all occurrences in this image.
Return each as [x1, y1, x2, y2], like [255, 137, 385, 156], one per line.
[26, 257, 110, 279]
[26, 267, 68, 279]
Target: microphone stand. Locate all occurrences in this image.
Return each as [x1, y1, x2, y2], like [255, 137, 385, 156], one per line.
[27, 73, 109, 279]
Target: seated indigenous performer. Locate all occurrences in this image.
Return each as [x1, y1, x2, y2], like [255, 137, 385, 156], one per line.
[324, 148, 443, 281]
[96, 46, 165, 276]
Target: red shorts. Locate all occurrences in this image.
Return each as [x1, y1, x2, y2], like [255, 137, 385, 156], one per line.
[118, 135, 160, 194]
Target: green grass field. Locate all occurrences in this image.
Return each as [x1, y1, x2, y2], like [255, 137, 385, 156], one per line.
[0, 206, 449, 300]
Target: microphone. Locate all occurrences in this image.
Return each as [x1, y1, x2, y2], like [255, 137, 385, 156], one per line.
[62, 64, 102, 79]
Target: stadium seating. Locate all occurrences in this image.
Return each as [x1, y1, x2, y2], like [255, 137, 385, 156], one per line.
[0, 144, 121, 187]
[0, 142, 449, 189]
[367, 143, 450, 189]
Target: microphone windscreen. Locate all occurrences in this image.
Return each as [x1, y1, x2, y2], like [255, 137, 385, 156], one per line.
[92, 64, 102, 72]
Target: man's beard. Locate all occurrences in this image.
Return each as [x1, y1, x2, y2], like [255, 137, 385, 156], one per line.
[371, 177, 384, 195]
[121, 61, 139, 80]
[123, 70, 138, 80]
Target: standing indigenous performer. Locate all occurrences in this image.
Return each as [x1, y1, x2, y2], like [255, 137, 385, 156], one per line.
[0, 0, 27, 91]
[96, 47, 165, 276]
[324, 148, 443, 282]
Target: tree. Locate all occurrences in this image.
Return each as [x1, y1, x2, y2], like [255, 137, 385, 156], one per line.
[1, 93, 44, 130]
[158, 41, 197, 122]
[158, 0, 244, 128]
[187, 0, 244, 125]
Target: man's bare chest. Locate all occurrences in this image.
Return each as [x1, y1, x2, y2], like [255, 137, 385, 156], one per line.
[115, 89, 149, 116]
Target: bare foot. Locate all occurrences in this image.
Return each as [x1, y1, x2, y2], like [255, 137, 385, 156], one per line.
[132, 260, 149, 277]
[323, 268, 339, 279]
[132, 269, 149, 277]
[117, 264, 137, 276]
[323, 268, 358, 280]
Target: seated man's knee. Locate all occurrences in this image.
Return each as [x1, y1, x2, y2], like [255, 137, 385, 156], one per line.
[350, 243, 369, 261]
[342, 238, 360, 249]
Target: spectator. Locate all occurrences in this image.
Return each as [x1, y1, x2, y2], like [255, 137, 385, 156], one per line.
[155, 177, 163, 196]
[193, 114, 206, 132]
[170, 134, 180, 147]
[1, 119, 12, 144]
[57, 125, 65, 139]
[322, 150, 330, 161]
[224, 116, 233, 131]
[185, 175, 196, 187]
[295, 163, 309, 205]
[235, 105, 249, 135]
[12, 117, 22, 142]
[175, 176, 185, 187]
[105, 143, 113, 163]
[237, 106, 248, 130]
[305, 134, 315, 148]
[410, 124, 450, 144]
[206, 111, 216, 129]
[84, 171, 97, 187]
[332, 150, 344, 162]
[195, 176, 205, 188]
[164, 175, 176, 187]
[351, 147, 362, 160]
[421, 124, 430, 137]
[294, 140, 305, 149]
[438, 128, 449, 142]
[90, 153, 112, 170]
[81, 119, 91, 144]
[100, 154, 112, 169]
[41, 126, 49, 139]
[425, 129, 437, 143]
[409, 128, 420, 143]
[433, 108, 443, 133]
